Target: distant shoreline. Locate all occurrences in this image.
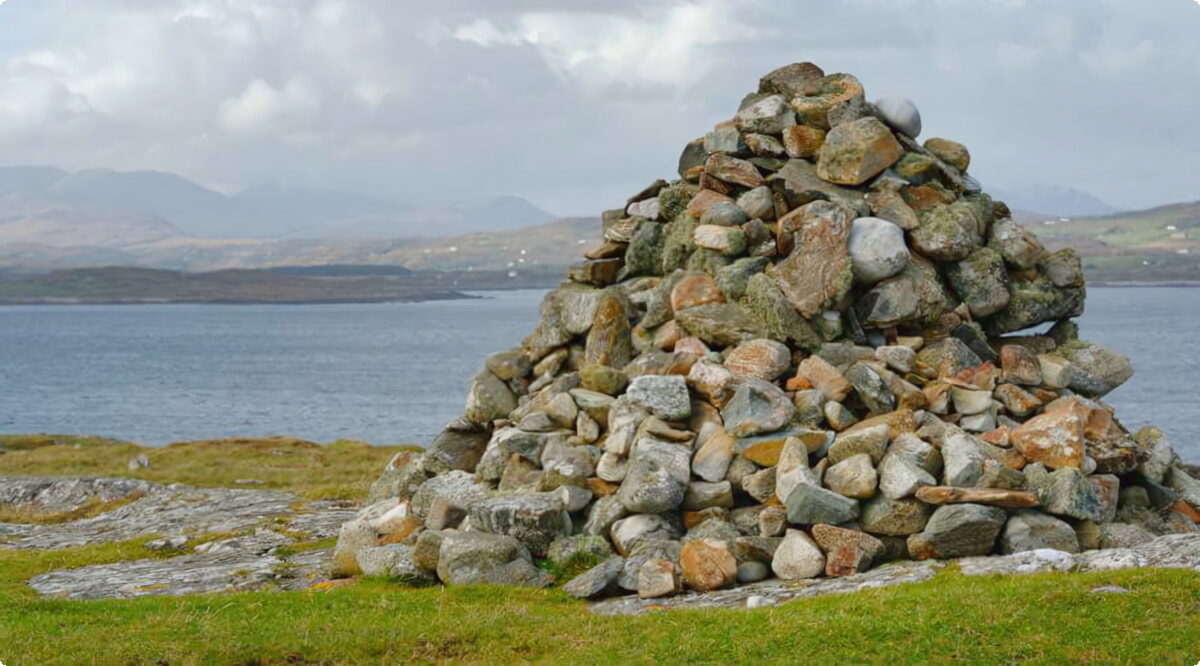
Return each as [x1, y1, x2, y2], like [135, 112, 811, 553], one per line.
[0, 292, 478, 306]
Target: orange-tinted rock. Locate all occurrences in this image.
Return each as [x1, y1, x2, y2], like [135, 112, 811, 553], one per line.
[915, 486, 1040, 510]
[796, 355, 853, 402]
[684, 165, 706, 182]
[811, 524, 885, 577]
[653, 320, 683, 351]
[686, 189, 735, 219]
[865, 189, 919, 230]
[772, 201, 854, 318]
[585, 241, 628, 260]
[1011, 409, 1085, 470]
[725, 339, 792, 381]
[671, 274, 725, 312]
[675, 337, 711, 356]
[785, 376, 814, 391]
[699, 171, 735, 196]
[844, 409, 918, 440]
[584, 295, 633, 368]
[705, 153, 765, 189]
[679, 539, 738, 592]
[923, 137, 971, 172]
[999, 344, 1042, 386]
[1171, 499, 1200, 523]
[905, 184, 957, 210]
[586, 478, 620, 497]
[782, 125, 827, 158]
[980, 426, 1011, 447]
[816, 117, 903, 186]
[994, 383, 1043, 418]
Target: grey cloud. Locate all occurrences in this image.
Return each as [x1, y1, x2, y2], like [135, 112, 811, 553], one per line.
[0, 0, 1196, 216]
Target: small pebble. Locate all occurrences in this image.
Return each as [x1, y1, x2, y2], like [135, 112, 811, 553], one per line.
[746, 595, 777, 609]
[1089, 585, 1129, 595]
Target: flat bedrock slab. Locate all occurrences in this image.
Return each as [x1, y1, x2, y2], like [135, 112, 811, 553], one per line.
[588, 533, 1200, 615]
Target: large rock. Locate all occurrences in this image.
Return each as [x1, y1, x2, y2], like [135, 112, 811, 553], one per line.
[563, 556, 625, 599]
[999, 511, 1080, 554]
[859, 495, 933, 535]
[615, 437, 692, 514]
[743, 273, 823, 352]
[816, 117, 903, 185]
[909, 201, 984, 262]
[679, 538, 738, 591]
[784, 482, 860, 525]
[423, 417, 491, 475]
[907, 504, 1007, 560]
[721, 379, 796, 438]
[368, 451, 430, 504]
[1058, 342, 1134, 399]
[469, 495, 572, 557]
[945, 247, 1011, 318]
[436, 532, 552, 587]
[625, 375, 691, 420]
[584, 294, 634, 369]
[356, 544, 432, 581]
[812, 524, 885, 577]
[410, 470, 490, 520]
[848, 217, 910, 285]
[464, 370, 518, 426]
[772, 529, 826, 579]
[823, 453, 878, 499]
[873, 97, 921, 138]
[1011, 409, 1084, 470]
[724, 339, 791, 381]
[675, 303, 766, 347]
[773, 201, 854, 319]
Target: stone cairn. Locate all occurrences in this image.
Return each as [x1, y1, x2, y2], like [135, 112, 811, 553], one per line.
[335, 62, 1200, 599]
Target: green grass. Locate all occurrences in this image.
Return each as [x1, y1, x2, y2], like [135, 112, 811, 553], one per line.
[0, 558, 1196, 664]
[0, 435, 418, 502]
[3, 435, 1198, 663]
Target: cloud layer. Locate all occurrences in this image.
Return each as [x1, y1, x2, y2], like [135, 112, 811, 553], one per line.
[1, 0, 1197, 214]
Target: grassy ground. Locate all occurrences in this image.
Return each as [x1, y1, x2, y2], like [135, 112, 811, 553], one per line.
[0, 434, 416, 502]
[2, 436, 1199, 664]
[0, 557, 1196, 664]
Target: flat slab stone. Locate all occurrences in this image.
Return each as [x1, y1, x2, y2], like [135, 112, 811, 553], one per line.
[587, 534, 1200, 615]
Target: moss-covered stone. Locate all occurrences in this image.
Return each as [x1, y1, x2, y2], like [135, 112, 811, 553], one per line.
[743, 273, 823, 352]
[909, 201, 983, 261]
[716, 257, 770, 302]
[621, 220, 666, 279]
[675, 302, 766, 348]
[686, 248, 733, 276]
[657, 183, 695, 223]
[944, 247, 1010, 318]
[983, 276, 1086, 335]
[660, 213, 697, 274]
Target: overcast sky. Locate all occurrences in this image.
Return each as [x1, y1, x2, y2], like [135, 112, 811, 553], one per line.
[0, 0, 1197, 215]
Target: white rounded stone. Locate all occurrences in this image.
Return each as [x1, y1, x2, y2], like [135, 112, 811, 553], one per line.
[848, 217, 910, 285]
[873, 97, 922, 138]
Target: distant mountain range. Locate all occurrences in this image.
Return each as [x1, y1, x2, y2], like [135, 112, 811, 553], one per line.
[0, 165, 556, 243]
[991, 184, 1120, 219]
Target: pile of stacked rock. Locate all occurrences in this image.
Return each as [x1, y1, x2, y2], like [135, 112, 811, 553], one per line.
[334, 62, 1200, 599]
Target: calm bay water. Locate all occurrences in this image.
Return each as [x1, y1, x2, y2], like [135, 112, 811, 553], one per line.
[0, 288, 1196, 461]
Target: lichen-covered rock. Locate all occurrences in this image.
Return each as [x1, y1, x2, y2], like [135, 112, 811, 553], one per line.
[469, 495, 572, 557]
[1057, 341, 1134, 399]
[721, 379, 796, 438]
[615, 437, 691, 514]
[465, 370, 517, 426]
[773, 200, 854, 319]
[816, 117, 903, 185]
[436, 532, 552, 587]
[945, 247, 1010, 318]
[923, 138, 970, 171]
[909, 201, 984, 262]
[907, 504, 1007, 560]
